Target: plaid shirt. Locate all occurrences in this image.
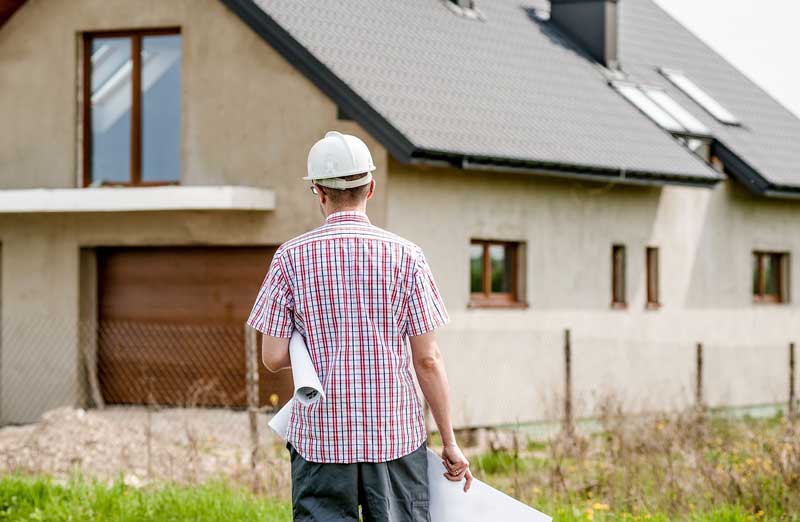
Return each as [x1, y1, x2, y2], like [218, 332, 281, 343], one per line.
[247, 210, 449, 463]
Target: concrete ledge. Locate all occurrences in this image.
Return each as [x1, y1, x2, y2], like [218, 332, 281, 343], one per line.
[0, 186, 276, 213]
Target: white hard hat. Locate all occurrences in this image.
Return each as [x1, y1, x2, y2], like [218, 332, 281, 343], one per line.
[304, 131, 376, 189]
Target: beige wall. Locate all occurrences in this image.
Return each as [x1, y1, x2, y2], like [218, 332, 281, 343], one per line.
[0, 0, 388, 423]
[387, 161, 800, 427]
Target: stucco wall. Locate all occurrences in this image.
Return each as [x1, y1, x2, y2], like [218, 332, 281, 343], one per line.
[0, 0, 388, 423]
[386, 161, 800, 427]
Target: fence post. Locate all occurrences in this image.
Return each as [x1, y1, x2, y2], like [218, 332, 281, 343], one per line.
[695, 342, 704, 409]
[563, 328, 574, 437]
[789, 342, 796, 420]
[244, 325, 261, 490]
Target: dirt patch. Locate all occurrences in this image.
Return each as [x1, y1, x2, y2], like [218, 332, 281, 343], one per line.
[0, 406, 291, 497]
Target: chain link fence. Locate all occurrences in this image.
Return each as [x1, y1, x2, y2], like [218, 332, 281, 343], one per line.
[0, 318, 796, 494]
[0, 317, 292, 495]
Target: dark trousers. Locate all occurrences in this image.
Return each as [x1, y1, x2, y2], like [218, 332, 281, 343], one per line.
[287, 441, 430, 522]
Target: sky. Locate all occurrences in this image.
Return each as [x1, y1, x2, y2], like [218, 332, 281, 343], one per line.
[653, 0, 800, 119]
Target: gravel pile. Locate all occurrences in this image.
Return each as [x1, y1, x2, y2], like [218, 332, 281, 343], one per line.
[0, 406, 291, 496]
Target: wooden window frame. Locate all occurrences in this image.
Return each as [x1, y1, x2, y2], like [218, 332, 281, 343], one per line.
[611, 244, 626, 309]
[468, 240, 525, 309]
[753, 251, 790, 304]
[645, 246, 660, 309]
[82, 27, 181, 188]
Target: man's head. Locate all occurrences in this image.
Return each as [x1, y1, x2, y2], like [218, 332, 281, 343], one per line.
[311, 172, 375, 215]
[305, 131, 377, 216]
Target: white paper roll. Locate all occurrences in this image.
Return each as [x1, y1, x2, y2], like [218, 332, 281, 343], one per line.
[267, 330, 324, 438]
[266, 331, 552, 522]
[267, 399, 293, 439]
[288, 330, 325, 405]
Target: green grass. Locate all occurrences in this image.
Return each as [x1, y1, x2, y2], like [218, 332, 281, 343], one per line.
[0, 473, 785, 522]
[1, 410, 797, 521]
[0, 473, 290, 522]
[535, 503, 766, 522]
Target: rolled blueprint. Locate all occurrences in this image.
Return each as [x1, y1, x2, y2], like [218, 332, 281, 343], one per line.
[267, 330, 324, 437]
[267, 331, 552, 522]
[288, 330, 325, 405]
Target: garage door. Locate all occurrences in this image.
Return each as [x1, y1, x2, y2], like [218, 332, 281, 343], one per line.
[96, 247, 293, 408]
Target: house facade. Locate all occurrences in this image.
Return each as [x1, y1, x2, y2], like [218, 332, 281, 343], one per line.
[1, 0, 799, 427]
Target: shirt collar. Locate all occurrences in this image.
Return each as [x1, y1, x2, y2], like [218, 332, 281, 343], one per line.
[325, 210, 371, 225]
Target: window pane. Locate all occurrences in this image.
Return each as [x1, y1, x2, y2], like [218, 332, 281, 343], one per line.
[647, 247, 659, 304]
[469, 244, 484, 293]
[612, 82, 685, 133]
[660, 69, 740, 125]
[91, 37, 132, 184]
[644, 88, 710, 136]
[142, 35, 181, 182]
[764, 254, 781, 297]
[752, 253, 762, 296]
[612, 245, 626, 304]
[489, 245, 512, 293]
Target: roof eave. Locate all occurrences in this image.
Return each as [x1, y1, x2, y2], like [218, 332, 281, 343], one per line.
[410, 150, 721, 189]
[0, 0, 26, 28]
[711, 142, 800, 199]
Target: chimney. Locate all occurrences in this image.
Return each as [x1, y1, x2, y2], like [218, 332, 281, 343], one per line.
[550, 0, 619, 68]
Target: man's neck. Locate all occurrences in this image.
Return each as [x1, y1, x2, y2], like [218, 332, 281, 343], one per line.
[325, 206, 367, 217]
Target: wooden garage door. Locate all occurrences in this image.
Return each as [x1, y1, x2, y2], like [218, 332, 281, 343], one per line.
[97, 247, 293, 408]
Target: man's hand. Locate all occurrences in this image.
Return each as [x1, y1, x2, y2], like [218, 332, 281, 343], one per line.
[261, 334, 291, 372]
[442, 443, 473, 492]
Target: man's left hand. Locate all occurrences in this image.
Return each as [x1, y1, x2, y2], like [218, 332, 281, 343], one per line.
[442, 443, 473, 492]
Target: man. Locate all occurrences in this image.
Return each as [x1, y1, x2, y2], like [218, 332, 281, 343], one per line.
[246, 131, 472, 522]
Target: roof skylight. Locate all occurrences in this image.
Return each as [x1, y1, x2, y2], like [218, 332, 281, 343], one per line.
[613, 82, 684, 133]
[659, 68, 740, 125]
[611, 81, 711, 137]
[643, 88, 710, 136]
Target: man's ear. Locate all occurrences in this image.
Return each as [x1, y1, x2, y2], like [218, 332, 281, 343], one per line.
[366, 179, 376, 200]
[316, 184, 327, 205]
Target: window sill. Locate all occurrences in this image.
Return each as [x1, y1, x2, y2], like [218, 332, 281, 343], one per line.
[89, 181, 180, 188]
[0, 186, 276, 213]
[610, 302, 627, 310]
[752, 298, 788, 305]
[468, 299, 529, 310]
[645, 302, 661, 310]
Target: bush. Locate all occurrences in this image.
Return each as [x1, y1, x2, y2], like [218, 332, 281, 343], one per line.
[472, 399, 800, 522]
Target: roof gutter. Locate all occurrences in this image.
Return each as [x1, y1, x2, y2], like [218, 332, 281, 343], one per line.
[411, 151, 721, 188]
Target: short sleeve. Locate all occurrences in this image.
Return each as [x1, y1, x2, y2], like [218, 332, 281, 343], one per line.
[406, 250, 450, 337]
[246, 253, 294, 337]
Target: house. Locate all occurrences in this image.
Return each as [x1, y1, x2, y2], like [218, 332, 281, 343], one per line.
[1, 0, 799, 427]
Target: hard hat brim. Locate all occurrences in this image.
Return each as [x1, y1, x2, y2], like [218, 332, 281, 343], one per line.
[302, 163, 376, 181]
[314, 172, 374, 189]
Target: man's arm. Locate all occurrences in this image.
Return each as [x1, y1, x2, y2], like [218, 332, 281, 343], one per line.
[410, 330, 473, 492]
[262, 335, 291, 372]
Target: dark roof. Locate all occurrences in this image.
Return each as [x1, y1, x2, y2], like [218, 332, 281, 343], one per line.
[0, 0, 25, 27]
[224, 0, 800, 194]
[620, 0, 800, 196]
[225, 0, 722, 188]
